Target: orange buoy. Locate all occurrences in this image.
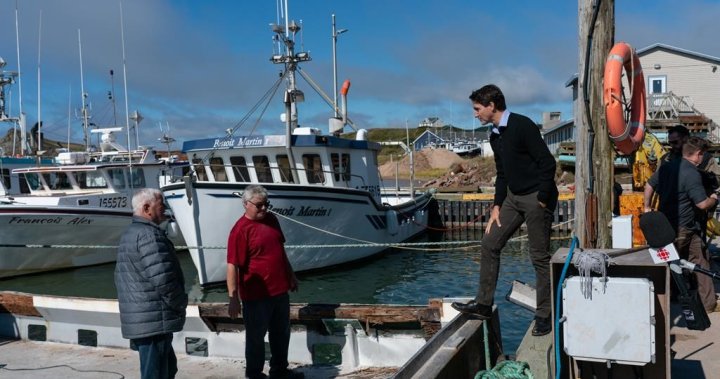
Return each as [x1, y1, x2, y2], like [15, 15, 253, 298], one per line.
[603, 42, 646, 155]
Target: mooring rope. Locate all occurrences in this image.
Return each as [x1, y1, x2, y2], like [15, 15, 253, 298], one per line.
[573, 250, 610, 299]
[474, 360, 534, 379]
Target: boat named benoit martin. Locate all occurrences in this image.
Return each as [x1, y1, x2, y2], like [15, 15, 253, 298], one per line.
[161, 3, 434, 287]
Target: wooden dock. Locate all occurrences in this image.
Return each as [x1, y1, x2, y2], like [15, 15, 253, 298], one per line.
[433, 195, 575, 235]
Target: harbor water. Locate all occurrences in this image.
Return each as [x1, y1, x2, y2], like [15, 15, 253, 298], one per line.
[0, 231, 569, 355]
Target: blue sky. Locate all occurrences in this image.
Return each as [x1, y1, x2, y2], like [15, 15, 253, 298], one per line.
[0, 0, 719, 149]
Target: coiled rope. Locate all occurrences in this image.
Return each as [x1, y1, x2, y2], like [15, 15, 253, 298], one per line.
[474, 360, 534, 379]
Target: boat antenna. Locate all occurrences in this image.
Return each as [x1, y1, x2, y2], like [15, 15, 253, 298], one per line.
[14, 0, 26, 156]
[119, 1, 132, 155]
[109, 69, 117, 126]
[78, 29, 90, 152]
[66, 86, 71, 149]
[36, 10, 42, 154]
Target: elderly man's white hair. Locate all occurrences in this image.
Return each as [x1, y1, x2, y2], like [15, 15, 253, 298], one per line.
[132, 188, 163, 214]
[242, 185, 268, 203]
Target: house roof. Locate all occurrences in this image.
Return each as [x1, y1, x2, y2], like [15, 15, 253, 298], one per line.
[412, 130, 444, 144]
[637, 43, 720, 65]
[541, 119, 574, 136]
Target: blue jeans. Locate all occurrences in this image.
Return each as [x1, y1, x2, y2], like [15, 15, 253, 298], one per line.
[243, 293, 291, 379]
[131, 334, 178, 379]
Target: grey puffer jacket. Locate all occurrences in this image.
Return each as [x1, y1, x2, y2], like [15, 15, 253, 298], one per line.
[115, 216, 188, 339]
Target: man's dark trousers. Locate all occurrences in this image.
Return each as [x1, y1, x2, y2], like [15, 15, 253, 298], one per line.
[476, 190, 555, 319]
[132, 333, 177, 379]
[243, 293, 291, 379]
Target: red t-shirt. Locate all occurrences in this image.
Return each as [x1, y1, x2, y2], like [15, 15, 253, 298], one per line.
[227, 213, 291, 301]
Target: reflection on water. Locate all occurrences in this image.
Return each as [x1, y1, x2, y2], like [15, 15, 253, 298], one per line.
[0, 232, 570, 354]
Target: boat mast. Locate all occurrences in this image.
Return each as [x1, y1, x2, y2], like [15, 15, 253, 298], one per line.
[119, 1, 133, 169]
[331, 14, 348, 118]
[78, 30, 91, 152]
[36, 10, 42, 154]
[271, 0, 308, 184]
[14, 1, 27, 156]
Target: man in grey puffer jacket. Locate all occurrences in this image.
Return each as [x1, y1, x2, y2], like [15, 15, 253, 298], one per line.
[115, 188, 187, 379]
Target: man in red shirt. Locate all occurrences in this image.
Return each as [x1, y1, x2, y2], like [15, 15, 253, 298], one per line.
[227, 185, 301, 379]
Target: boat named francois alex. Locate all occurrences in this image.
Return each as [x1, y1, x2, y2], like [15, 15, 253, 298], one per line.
[162, 5, 436, 287]
[0, 128, 186, 278]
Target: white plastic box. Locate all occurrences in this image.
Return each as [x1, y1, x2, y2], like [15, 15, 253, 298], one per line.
[562, 276, 655, 365]
[612, 214, 633, 249]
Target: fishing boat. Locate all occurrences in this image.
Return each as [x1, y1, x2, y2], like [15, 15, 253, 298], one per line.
[449, 141, 483, 157]
[0, 127, 187, 278]
[162, 3, 435, 287]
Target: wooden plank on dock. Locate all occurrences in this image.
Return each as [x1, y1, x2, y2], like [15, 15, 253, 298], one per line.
[199, 303, 440, 324]
[0, 292, 41, 317]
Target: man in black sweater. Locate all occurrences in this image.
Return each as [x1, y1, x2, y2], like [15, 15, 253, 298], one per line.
[452, 84, 558, 336]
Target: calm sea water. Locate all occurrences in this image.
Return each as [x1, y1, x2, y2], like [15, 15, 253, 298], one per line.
[0, 231, 569, 354]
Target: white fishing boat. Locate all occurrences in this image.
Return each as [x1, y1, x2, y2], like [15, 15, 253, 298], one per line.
[0, 127, 187, 278]
[450, 141, 482, 157]
[162, 3, 435, 287]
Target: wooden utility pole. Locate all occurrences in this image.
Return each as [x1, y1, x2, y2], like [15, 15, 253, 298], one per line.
[575, 0, 614, 248]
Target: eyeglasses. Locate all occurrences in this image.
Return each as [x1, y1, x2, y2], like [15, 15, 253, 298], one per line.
[247, 200, 270, 209]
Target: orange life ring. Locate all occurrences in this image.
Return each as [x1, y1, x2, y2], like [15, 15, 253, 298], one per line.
[603, 42, 646, 155]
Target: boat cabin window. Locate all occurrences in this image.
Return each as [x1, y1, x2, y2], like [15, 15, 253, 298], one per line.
[252, 156, 272, 183]
[130, 168, 146, 187]
[21, 173, 43, 191]
[1, 169, 9, 189]
[192, 158, 208, 181]
[108, 168, 126, 189]
[44, 172, 73, 190]
[76, 171, 108, 189]
[230, 156, 250, 182]
[209, 157, 228, 182]
[275, 155, 294, 183]
[331, 153, 351, 181]
[302, 154, 325, 184]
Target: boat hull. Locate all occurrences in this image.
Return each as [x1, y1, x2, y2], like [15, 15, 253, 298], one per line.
[163, 183, 432, 286]
[0, 208, 131, 277]
[0, 207, 185, 277]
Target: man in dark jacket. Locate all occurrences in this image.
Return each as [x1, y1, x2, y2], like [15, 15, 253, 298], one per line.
[115, 188, 187, 379]
[452, 84, 558, 337]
